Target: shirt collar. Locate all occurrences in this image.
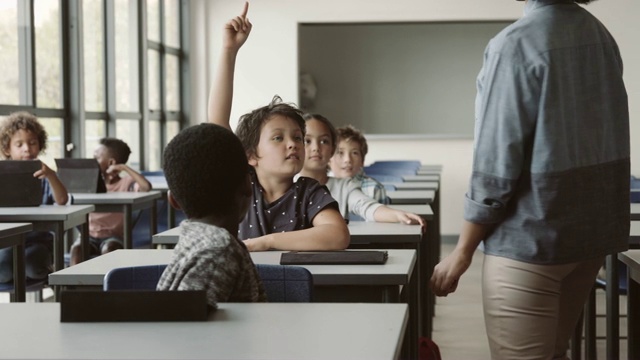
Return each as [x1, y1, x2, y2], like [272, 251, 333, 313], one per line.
[524, 0, 574, 15]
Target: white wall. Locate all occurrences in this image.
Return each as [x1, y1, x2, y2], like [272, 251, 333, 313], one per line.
[190, 0, 640, 236]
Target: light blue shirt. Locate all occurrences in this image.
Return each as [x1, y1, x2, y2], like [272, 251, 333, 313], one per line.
[466, 0, 630, 264]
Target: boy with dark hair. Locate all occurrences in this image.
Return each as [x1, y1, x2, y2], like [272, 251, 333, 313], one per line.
[330, 125, 387, 204]
[69, 137, 151, 265]
[156, 123, 266, 308]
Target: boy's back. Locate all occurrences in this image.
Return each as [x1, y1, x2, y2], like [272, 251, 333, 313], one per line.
[157, 220, 266, 307]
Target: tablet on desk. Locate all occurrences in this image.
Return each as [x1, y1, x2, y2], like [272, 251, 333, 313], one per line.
[280, 251, 389, 265]
[0, 160, 43, 207]
[55, 158, 107, 193]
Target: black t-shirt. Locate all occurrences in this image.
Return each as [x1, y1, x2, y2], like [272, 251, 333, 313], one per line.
[238, 168, 339, 240]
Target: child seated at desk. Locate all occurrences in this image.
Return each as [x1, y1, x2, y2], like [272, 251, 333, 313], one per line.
[299, 114, 425, 228]
[0, 111, 69, 283]
[207, 2, 349, 252]
[156, 123, 267, 307]
[329, 124, 387, 204]
[69, 138, 151, 265]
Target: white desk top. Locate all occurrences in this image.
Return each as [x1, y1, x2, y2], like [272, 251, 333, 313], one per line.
[632, 203, 640, 221]
[348, 221, 422, 244]
[0, 302, 407, 360]
[387, 181, 439, 191]
[630, 221, 640, 243]
[0, 204, 95, 221]
[619, 249, 640, 283]
[49, 248, 416, 287]
[72, 191, 162, 205]
[153, 222, 422, 246]
[0, 223, 33, 238]
[416, 170, 441, 176]
[386, 190, 435, 204]
[147, 176, 169, 192]
[387, 204, 434, 219]
[402, 175, 439, 182]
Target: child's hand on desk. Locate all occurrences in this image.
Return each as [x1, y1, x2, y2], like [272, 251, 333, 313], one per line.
[243, 236, 270, 252]
[223, 1, 252, 51]
[396, 210, 426, 233]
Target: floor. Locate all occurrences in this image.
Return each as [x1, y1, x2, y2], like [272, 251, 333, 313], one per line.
[433, 243, 628, 360]
[0, 244, 630, 360]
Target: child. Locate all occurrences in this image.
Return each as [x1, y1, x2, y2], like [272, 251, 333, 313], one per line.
[156, 123, 266, 308]
[299, 114, 425, 227]
[0, 111, 69, 283]
[69, 137, 151, 265]
[329, 124, 387, 204]
[207, 2, 349, 252]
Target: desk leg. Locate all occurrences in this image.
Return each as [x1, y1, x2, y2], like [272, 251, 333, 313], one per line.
[81, 216, 90, 262]
[12, 237, 26, 302]
[151, 200, 158, 236]
[124, 205, 132, 249]
[629, 268, 639, 360]
[53, 222, 64, 302]
[606, 254, 620, 360]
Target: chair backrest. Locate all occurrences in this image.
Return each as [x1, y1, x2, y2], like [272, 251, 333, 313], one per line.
[366, 173, 404, 184]
[103, 264, 168, 291]
[255, 264, 313, 302]
[364, 166, 417, 176]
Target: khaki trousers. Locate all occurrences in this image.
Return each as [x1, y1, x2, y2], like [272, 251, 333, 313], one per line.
[482, 254, 604, 360]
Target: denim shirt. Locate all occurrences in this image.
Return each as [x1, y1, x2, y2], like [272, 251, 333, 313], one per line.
[467, 0, 630, 264]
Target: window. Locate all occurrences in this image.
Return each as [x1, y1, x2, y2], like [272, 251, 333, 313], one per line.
[0, 0, 188, 172]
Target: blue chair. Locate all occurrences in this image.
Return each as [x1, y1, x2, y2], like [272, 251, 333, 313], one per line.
[255, 264, 313, 302]
[0, 278, 46, 302]
[103, 264, 168, 291]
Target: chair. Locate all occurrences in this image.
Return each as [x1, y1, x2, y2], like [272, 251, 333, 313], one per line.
[255, 264, 313, 302]
[0, 278, 47, 302]
[103, 264, 168, 291]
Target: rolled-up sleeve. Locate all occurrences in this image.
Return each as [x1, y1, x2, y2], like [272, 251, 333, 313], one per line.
[465, 42, 539, 224]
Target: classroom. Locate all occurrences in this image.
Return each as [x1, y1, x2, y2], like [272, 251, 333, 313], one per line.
[0, 0, 638, 359]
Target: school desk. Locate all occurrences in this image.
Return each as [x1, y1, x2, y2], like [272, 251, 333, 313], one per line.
[71, 191, 162, 249]
[386, 190, 435, 205]
[0, 223, 32, 302]
[631, 203, 640, 220]
[402, 175, 440, 182]
[49, 248, 418, 358]
[0, 302, 408, 360]
[0, 205, 94, 272]
[618, 249, 640, 360]
[388, 204, 438, 337]
[416, 169, 441, 180]
[597, 221, 640, 360]
[386, 181, 439, 191]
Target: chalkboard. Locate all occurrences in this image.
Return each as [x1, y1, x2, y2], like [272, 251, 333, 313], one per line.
[298, 21, 514, 137]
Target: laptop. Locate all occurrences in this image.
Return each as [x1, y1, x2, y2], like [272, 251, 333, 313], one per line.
[55, 158, 107, 193]
[0, 160, 43, 207]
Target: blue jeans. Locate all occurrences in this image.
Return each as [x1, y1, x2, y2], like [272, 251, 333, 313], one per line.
[0, 231, 53, 283]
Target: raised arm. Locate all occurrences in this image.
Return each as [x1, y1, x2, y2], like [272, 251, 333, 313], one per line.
[243, 208, 350, 251]
[207, 2, 252, 130]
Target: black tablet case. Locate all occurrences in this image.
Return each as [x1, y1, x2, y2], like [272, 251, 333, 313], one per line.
[55, 158, 107, 193]
[280, 251, 389, 265]
[0, 160, 43, 207]
[60, 290, 210, 322]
